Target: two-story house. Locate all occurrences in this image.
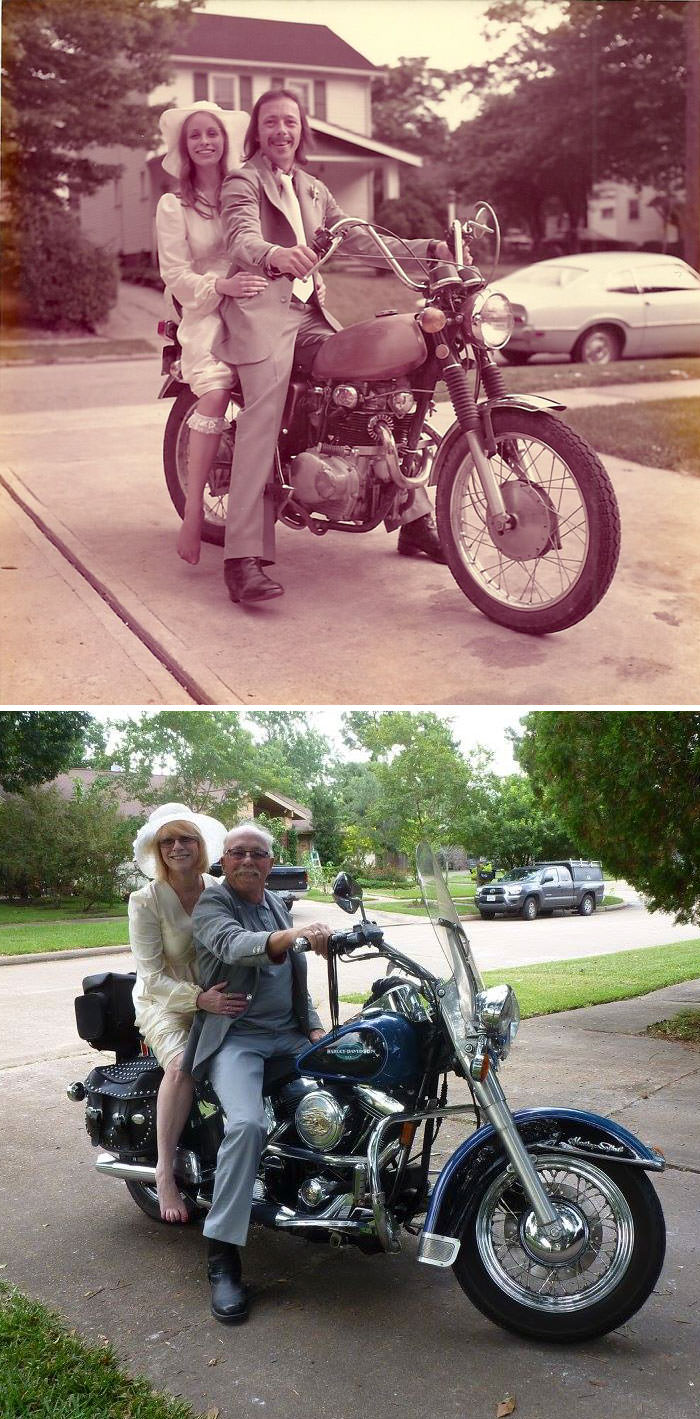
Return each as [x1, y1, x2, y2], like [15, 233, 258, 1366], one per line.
[78, 11, 422, 262]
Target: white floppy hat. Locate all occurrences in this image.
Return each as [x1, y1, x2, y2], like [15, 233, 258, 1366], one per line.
[159, 100, 248, 177]
[133, 802, 227, 878]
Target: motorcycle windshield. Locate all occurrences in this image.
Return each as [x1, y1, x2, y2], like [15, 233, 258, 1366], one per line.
[416, 842, 483, 1025]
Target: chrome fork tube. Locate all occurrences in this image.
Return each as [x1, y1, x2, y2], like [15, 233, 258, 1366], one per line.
[471, 1070, 562, 1232]
[465, 430, 509, 521]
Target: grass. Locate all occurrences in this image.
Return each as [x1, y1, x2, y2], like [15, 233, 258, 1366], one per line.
[647, 1009, 700, 1046]
[495, 354, 700, 394]
[0, 1284, 201, 1419]
[340, 939, 700, 1018]
[0, 900, 128, 925]
[0, 337, 156, 364]
[0, 917, 130, 956]
[564, 398, 700, 476]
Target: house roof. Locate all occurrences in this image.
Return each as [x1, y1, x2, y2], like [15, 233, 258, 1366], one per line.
[174, 12, 378, 73]
[309, 118, 423, 168]
[48, 770, 313, 830]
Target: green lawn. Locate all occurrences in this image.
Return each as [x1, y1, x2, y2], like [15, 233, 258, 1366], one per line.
[0, 900, 128, 925]
[564, 398, 700, 476]
[647, 1009, 700, 1045]
[341, 939, 700, 1018]
[0, 917, 130, 956]
[0, 1285, 201, 1419]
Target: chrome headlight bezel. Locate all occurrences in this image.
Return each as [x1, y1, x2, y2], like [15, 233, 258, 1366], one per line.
[475, 984, 521, 1059]
[467, 288, 515, 349]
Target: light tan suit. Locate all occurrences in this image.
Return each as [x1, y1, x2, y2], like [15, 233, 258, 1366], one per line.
[213, 152, 433, 562]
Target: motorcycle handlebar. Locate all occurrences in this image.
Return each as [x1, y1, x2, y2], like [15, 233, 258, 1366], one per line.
[292, 923, 384, 955]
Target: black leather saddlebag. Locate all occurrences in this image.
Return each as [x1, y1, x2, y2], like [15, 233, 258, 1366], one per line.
[83, 1054, 163, 1153]
[74, 971, 141, 1058]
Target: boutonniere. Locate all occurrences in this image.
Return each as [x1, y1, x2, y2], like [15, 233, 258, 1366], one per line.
[309, 183, 319, 203]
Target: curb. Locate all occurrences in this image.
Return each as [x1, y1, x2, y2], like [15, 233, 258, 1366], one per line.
[0, 944, 132, 967]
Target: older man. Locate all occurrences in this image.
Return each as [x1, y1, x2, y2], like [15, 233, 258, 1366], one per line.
[187, 821, 332, 1323]
[213, 86, 447, 605]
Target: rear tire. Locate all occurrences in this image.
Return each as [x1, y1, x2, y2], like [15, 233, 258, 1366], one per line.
[163, 385, 242, 547]
[435, 409, 621, 634]
[574, 325, 622, 365]
[578, 892, 595, 916]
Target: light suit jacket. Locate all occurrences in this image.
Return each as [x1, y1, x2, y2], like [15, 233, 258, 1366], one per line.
[183, 879, 323, 1080]
[213, 150, 434, 367]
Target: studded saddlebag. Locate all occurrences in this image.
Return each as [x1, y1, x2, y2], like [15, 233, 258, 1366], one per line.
[83, 1054, 163, 1154]
[74, 971, 141, 1059]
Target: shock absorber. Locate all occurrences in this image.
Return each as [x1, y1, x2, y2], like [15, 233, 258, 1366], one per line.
[441, 358, 480, 433]
[481, 360, 508, 401]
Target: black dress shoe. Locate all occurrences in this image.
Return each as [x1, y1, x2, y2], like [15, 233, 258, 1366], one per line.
[207, 1240, 249, 1324]
[397, 514, 446, 564]
[224, 557, 284, 603]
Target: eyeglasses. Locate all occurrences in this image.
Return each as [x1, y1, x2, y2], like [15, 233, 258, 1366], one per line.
[223, 847, 271, 860]
[158, 835, 199, 849]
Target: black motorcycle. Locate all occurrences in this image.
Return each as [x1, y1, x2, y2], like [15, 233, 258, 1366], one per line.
[69, 843, 665, 1342]
[158, 206, 621, 635]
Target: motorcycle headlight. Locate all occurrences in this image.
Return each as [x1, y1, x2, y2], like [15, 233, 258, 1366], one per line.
[475, 984, 520, 1059]
[467, 290, 514, 349]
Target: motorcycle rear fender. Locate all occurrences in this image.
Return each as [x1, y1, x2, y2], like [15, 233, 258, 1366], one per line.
[158, 372, 185, 400]
[418, 1107, 665, 1268]
[428, 393, 566, 486]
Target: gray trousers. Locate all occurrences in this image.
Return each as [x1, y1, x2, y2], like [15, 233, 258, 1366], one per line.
[223, 298, 430, 563]
[203, 1024, 310, 1248]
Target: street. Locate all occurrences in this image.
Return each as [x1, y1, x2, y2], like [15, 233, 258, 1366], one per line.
[2, 358, 700, 705]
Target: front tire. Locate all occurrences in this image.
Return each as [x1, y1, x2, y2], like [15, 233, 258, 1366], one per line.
[521, 896, 538, 921]
[453, 1153, 666, 1341]
[435, 409, 621, 634]
[163, 385, 241, 547]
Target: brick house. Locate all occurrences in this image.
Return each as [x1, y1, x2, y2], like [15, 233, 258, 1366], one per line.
[77, 11, 422, 261]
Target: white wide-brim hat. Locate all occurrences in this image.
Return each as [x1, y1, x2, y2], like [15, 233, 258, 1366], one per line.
[159, 100, 248, 177]
[133, 802, 227, 878]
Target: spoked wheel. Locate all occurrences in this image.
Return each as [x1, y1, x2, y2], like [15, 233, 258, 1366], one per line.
[435, 410, 621, 633]
[454, 1153, 665, 1341]
[163, 385, 242, 546]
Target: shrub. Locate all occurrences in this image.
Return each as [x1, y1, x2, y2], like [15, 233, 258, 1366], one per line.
[7, 201, 119, 332]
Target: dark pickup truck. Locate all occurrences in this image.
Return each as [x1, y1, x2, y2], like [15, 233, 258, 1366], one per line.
[209, 861, 309, 912]
[475, 860, 604, 921]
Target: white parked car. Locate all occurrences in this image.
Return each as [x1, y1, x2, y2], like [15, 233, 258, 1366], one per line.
[497, 251, 700, 364]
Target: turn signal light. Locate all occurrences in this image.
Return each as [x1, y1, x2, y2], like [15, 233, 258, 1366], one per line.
[418, 306, 447, 333]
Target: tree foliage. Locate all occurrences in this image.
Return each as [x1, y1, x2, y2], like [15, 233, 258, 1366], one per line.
[0, 711, 91, 792]
[1, 0, 195, 212]
[107, 711, 260, 820]
[450, 1, 689, 253]
[246, 712, 331, 800]
[371, 57, 454, 159]
[0, 781, 135, 905]
[515, 711, 700, 923]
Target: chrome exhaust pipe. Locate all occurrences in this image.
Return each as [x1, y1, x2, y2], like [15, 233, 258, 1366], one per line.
[95, 1149, 201, 1185]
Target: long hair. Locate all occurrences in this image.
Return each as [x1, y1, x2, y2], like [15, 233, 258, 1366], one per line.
[154, 820, 209, 882]
[243, 89, 314, 164]
[177, 111, 230, 216]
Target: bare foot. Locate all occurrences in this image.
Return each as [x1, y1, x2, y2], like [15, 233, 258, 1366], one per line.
[177, 514, 203, 564]
[156, 1168, 189, 1223]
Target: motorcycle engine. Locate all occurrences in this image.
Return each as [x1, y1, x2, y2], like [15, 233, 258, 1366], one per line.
[288, 448, 365, 521]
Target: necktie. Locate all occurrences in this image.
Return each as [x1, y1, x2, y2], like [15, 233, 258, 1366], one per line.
[277, 171, 313, 304]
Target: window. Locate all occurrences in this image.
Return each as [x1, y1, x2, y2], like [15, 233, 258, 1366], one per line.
[635, 264, 700, 293]
[313, 79, 327, 119]
[606, 270, 639, 294]
[139, 170, 148, 201]
[113, 177, 122, 208]
[285, 79, 309, 108]
[193, 72, 208, 101]
[628, 198, 640, 221]
[600, 206, 615, 220]
[212, 74, 235, 110]
[270, 73, 285, 90]
[239, 74, 253, 112]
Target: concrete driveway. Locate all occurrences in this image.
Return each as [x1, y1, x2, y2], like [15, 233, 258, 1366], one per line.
[1, 357, 699, 706]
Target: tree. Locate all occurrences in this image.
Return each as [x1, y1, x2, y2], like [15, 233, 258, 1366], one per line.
[246, 712, 332, 800]
[108, 711, 261, 819]
[451, 1, 689, 256]
[515, 712, 700, 923]
[0, 711, 91, 792]
[1, 0, 195, 212]
[371, 57, 455, 159]
[479, 774, 575, 870]
[308, 784, 344, 867]
[0, 780, 134, 905]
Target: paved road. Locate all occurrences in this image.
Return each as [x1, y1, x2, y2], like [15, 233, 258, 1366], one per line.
[2, 897, 697, 1071]
[2, 357, 699, 706]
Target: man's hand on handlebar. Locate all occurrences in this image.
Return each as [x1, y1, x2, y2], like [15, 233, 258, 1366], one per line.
[271, 244, 318, 279]
[268, 922, 332, 959]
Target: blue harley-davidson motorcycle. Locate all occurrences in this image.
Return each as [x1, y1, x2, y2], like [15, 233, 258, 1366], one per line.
[69, 844, 666, 1342]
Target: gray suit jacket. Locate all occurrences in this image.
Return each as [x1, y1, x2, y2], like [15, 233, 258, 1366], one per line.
[213, 151, 433, 366]
[183, 880, 323, 1080]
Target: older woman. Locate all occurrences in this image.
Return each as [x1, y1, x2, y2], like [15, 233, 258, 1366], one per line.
[156, 100, 266, 565]
[130, 802, 247, 1223]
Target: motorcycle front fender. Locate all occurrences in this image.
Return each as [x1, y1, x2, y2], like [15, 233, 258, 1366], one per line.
[428, 393, 566, 486]
[417, 1107, 665, 1268]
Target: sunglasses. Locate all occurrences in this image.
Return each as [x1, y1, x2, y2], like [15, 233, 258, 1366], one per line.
[223, 847, 271, 860]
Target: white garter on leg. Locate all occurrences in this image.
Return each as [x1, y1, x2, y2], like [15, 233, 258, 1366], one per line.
[186, 411, 228, 435]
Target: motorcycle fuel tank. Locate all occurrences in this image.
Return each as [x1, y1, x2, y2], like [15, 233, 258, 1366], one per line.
[311, 312, 427, 381]
[297, 1012, 422, 1093]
